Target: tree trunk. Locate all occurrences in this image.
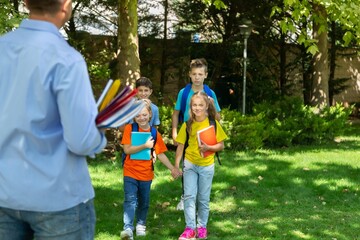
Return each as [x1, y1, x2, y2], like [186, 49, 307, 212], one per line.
[302, 44, 312, 105]
[160, 0, 168, 95]
[279, 31, 286, 95]
[310, 4, 329, 107]
[117, 0, 140, 87]
[328, 21, 336, 106]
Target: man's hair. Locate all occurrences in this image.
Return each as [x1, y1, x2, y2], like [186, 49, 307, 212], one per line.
[26, 0, 63, 15]
[135, 77, 153, 89]
[189, 58, 208, 72]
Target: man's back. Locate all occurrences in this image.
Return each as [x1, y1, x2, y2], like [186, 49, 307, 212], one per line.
[0, 19, 106, 212]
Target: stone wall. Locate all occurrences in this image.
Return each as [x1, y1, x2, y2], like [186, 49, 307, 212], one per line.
[85, 35, 360, 107]
[333, 49, 360, 104]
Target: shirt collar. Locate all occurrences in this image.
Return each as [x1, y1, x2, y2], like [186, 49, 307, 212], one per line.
[19, 19, 63, 39]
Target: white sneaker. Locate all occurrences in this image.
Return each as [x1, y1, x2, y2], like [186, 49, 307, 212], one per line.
[120, 228, 133, 240]
[136, 224, 146, 236]
[176, 195, 184, 210]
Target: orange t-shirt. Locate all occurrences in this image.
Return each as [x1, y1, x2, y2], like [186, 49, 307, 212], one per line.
[121, 124, 168, 181]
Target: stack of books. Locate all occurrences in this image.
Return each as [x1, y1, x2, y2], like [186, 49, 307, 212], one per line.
[95, 79, 145, 128]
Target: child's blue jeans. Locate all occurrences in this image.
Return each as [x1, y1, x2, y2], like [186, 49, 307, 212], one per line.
[123, 176, 152, 230]
[183, 159, 215, 230]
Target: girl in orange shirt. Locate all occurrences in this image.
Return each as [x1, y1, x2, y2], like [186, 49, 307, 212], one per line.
[120, 100, 181, 240]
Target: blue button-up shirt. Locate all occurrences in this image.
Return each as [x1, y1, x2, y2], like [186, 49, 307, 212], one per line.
[0, 19, 107, 211]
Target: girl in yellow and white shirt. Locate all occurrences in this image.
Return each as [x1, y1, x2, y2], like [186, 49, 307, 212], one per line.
[175, 91, 227, 240]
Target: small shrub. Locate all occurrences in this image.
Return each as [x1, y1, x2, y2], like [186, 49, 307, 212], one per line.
[158, 105, 173, 144]
[254, 97, 352, 147]
[220, 108, 265, 150]
[157, 98, 351, 150]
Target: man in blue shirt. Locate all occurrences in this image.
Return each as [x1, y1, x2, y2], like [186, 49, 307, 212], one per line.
[0, 0, 107, 239]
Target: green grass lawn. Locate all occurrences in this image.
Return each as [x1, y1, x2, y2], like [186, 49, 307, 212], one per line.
[89, 123, 360, 240]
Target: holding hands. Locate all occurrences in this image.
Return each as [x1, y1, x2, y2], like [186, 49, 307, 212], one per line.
[171, 167, 182, 179]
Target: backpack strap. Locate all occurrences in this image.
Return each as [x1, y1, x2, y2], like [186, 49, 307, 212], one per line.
[131, 122, 138, 131]
[209, 118, 221, 165]
[203, 84, 213, 98]
[181, 122, 189, 170]
[150, 126, 157, 171]
[179, 83, 192, 124]
[122, 123, 138, 167]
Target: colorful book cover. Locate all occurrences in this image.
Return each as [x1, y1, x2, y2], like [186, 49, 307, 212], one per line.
[99, 85, 131, 114]
[130, 132, 152, 160]
[97, 100, 145, 128]
[96, 88, 138, 125]
[197, 125, 217, 158]
[98, 79, 121, 111]
[97, 98, 135, 128]
[96, 79, 113, 108]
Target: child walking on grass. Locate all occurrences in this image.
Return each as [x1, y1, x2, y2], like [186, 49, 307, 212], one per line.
[172, 58, 221, 145]
[175, 91, 227, 240]
[120, 100, 182, 240]
[118, 77, 160, 132]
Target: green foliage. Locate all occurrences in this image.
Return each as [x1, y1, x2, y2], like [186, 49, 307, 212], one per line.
[0, 1, 25, 35]
[271, 0, 360, 51]
[77, 43, 112, 96]
[158, 105, 174, 144]
[220, 108, 265, 150]
[91, 124, 360, 240]
[254, 97, 352, 147]
[201, 0, 227, 10]
[87, 54, 111, 82]
[158, 99, 351, 150]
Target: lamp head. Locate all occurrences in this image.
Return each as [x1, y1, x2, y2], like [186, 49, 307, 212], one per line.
[239, 19, 254, 38]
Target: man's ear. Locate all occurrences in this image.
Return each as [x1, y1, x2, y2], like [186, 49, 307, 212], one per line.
[61, 0, 72, 18]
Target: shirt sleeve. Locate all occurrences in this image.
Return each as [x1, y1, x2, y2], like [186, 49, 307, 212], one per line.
[215, 120, 228, 142]
[175, 122, 187, 144]
[56, 59, 107, 156]
[121, 124, 132, 145]
[154, 131, 168, 155]
[174, 88, 184, 111]
[151, 104, 161, 126]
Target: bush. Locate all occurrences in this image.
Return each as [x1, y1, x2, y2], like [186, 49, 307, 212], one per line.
[157, 97, 351, 150]
[254, 97, 352, 147]
[158, 105, 173, 144]
[220, 108, 266, 150]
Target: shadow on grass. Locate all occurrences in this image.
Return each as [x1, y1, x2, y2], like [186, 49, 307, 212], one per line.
[91, 124, 360, 239]
[256, 123, 360, 155]
[209, 154, 360, 239]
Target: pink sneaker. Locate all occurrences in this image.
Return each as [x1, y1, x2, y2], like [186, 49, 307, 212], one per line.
[197, 227, 207, 239]
[178, 227, 196, 240]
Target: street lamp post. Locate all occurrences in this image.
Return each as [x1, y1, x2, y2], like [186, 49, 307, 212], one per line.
[239, 19, 254, 115]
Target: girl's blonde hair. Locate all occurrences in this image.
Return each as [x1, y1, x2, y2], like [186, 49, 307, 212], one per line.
[186, 91, 216, 133]
[134, 99, 152, 121]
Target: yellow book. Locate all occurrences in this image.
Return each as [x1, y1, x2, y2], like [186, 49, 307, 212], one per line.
[96, 79, 113, 108]
[99, 79, 121, 111]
